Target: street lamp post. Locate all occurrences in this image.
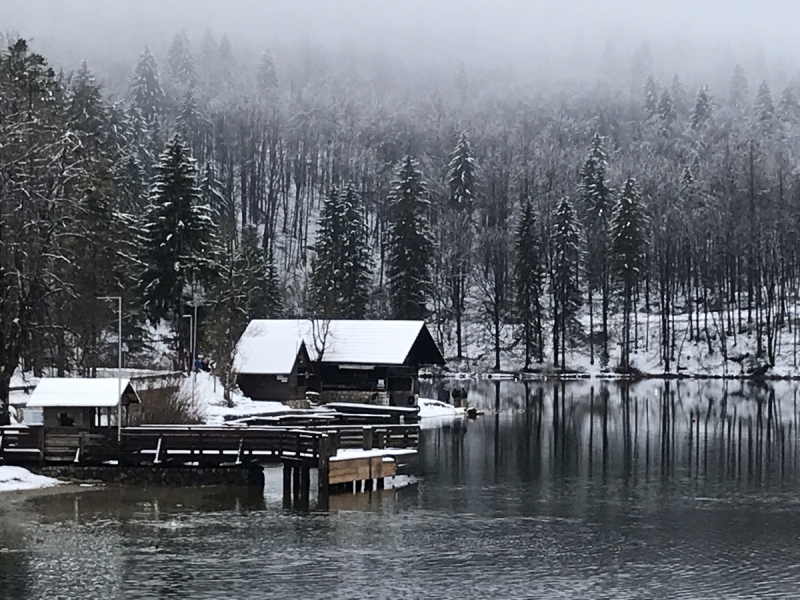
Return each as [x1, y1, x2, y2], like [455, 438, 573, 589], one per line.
[98, 296, 122, 442]
[183, 313, 195, 407]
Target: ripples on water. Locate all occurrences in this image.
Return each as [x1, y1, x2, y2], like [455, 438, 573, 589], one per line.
[3, 380, 800, 599]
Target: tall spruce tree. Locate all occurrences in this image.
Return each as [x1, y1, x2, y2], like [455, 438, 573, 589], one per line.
[755, 81, 775, 125]
[257, 51, 279, 93]
[130, 46, 164, 122]
[643, 75, 659, 118]
[140, 135, 216, 330]
[657, 89, 676, 127]
[691, 87, 713, 129]
[167, 31, 195, 86]
[340, 184, 373, 318]
[445, 132, 476, 358]
[514, 199, 543, 368]
[611, 177, 648, 371]
[310, 185, 372, 318]
[551, 197, 583, 370]
[238, 225, 283, 320]
[386, 157, 433, 320]
[580, 133, 614, 365]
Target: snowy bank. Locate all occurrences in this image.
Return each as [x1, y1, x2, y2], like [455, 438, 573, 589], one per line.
[0, 466, 60, 493]
[182, 371, 292, 426]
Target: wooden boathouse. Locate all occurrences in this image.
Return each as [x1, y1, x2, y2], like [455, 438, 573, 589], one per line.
[24, 378, 140, 462]
[235, 319, 445, 408]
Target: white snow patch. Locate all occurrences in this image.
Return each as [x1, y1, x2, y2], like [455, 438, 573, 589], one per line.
[0, 466, 60, 493]
[331, 448, 417, 462]
[184, 371, 292, 426]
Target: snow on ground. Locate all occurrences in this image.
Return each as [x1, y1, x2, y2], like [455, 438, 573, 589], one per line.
[443, 306, 800, 378]
[0, 466, 60, 493]
[184, 371, 291, 426]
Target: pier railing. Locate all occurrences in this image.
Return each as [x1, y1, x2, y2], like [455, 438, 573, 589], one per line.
[0, 423, 419, 467]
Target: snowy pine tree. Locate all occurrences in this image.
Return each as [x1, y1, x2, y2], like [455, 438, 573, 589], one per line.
[448, 132, 476, 210]
[257, 51, 279, 93]
[167, 31, 196, 86]
[200, 162, 233, 238]
[130, 46, 164, 122]
[310, 185, 372, 318]
[114, 151, 148, 214]
[140, 135, 216, 328]
[611, 177, 648, 371]
[514, 198, 544, 368]
[444, 132, 477, 358]
[580, 133, 614, 365]
[730, 65, 749, 110]
[657, 88, 676, 127]
[238, 225, 283, 319]
[386, 156, 433, 320]
[643, 75, 659, 118]
[340, 184, 373, 318]
[551, 197, 583, 369]
[779, 86, 800, 122]
[755, 81, 775, 125]
[691, 87, 713, 129]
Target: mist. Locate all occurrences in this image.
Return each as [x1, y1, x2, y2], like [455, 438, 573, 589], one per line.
[3, 0, 800, 87]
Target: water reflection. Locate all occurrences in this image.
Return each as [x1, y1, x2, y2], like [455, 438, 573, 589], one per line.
[2, 379, 800, 599]
[421, 379, 800, 490]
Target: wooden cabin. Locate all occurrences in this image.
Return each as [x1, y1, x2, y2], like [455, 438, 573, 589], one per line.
[25, 378, 141, 463]
[235, 320, 445, 407]
[235, 335, 312, 404]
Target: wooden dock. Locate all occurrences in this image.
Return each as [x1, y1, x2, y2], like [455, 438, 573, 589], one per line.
[0, 421, 418, 509]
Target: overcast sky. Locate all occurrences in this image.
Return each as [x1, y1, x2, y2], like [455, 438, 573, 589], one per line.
[1, 0, 798, 82]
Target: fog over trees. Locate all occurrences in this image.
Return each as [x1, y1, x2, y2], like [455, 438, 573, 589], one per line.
[2, 0, 800, 421]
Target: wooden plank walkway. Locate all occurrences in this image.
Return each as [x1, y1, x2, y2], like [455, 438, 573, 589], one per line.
[1, 422, 418, 510]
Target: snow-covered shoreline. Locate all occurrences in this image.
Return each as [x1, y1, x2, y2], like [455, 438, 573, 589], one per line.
[0, 466, 61, 493]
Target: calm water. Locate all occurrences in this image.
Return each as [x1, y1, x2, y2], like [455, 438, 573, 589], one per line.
[3, 379, 800, 599]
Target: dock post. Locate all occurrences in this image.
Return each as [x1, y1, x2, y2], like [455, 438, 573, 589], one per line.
[283, 461, 292, 508]
[292, 461, 301, 505]
[362, 426, 373, 451]
[364, 478, 373, 491]
[300, 466, 311, 510]
[317, 435, 330, 510]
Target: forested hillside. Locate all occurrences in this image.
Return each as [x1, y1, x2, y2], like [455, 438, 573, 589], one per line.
[3, 28, 800, 421]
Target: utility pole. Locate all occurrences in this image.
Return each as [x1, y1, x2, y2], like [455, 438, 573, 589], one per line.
[98, 296, 122, 441]
[183, 313, 194, 407]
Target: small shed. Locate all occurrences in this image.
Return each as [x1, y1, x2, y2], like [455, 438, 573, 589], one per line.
[26, 378, 141, 430]
[234, 335, 312, 403]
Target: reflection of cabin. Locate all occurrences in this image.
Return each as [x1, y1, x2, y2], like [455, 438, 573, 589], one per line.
[25, 378, 141, 463]
[234, 337, 311, 405]
[235, 320, 445, 407]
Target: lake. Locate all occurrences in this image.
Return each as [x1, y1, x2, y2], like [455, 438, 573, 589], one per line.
[2, 379, 800, 599]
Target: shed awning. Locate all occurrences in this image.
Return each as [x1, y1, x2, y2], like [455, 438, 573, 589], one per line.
[26, 378, 141, 408]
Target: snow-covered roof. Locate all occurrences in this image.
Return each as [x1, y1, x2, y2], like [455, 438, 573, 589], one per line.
[234, 332, 307, 375]
[26, 378, 140, 408]
[235, 319, 444, 373]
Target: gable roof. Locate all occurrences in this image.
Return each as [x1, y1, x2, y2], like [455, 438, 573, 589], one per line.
[236, 320, 445, 373]
[234, 332, 308, 375]
[26, 378, 141, 408]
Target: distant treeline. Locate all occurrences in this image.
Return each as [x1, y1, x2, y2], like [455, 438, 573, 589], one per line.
[2, 31, 799, 421]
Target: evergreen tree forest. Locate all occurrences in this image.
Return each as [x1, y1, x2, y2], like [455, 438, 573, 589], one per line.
[5, 29, 800, 419]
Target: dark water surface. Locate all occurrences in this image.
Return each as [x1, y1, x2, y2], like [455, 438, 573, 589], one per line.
[3, 379, 800, 599]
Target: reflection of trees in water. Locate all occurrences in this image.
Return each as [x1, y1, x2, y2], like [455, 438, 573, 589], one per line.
[420, 378, 800, 488]
[0, 514, 32, 600]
